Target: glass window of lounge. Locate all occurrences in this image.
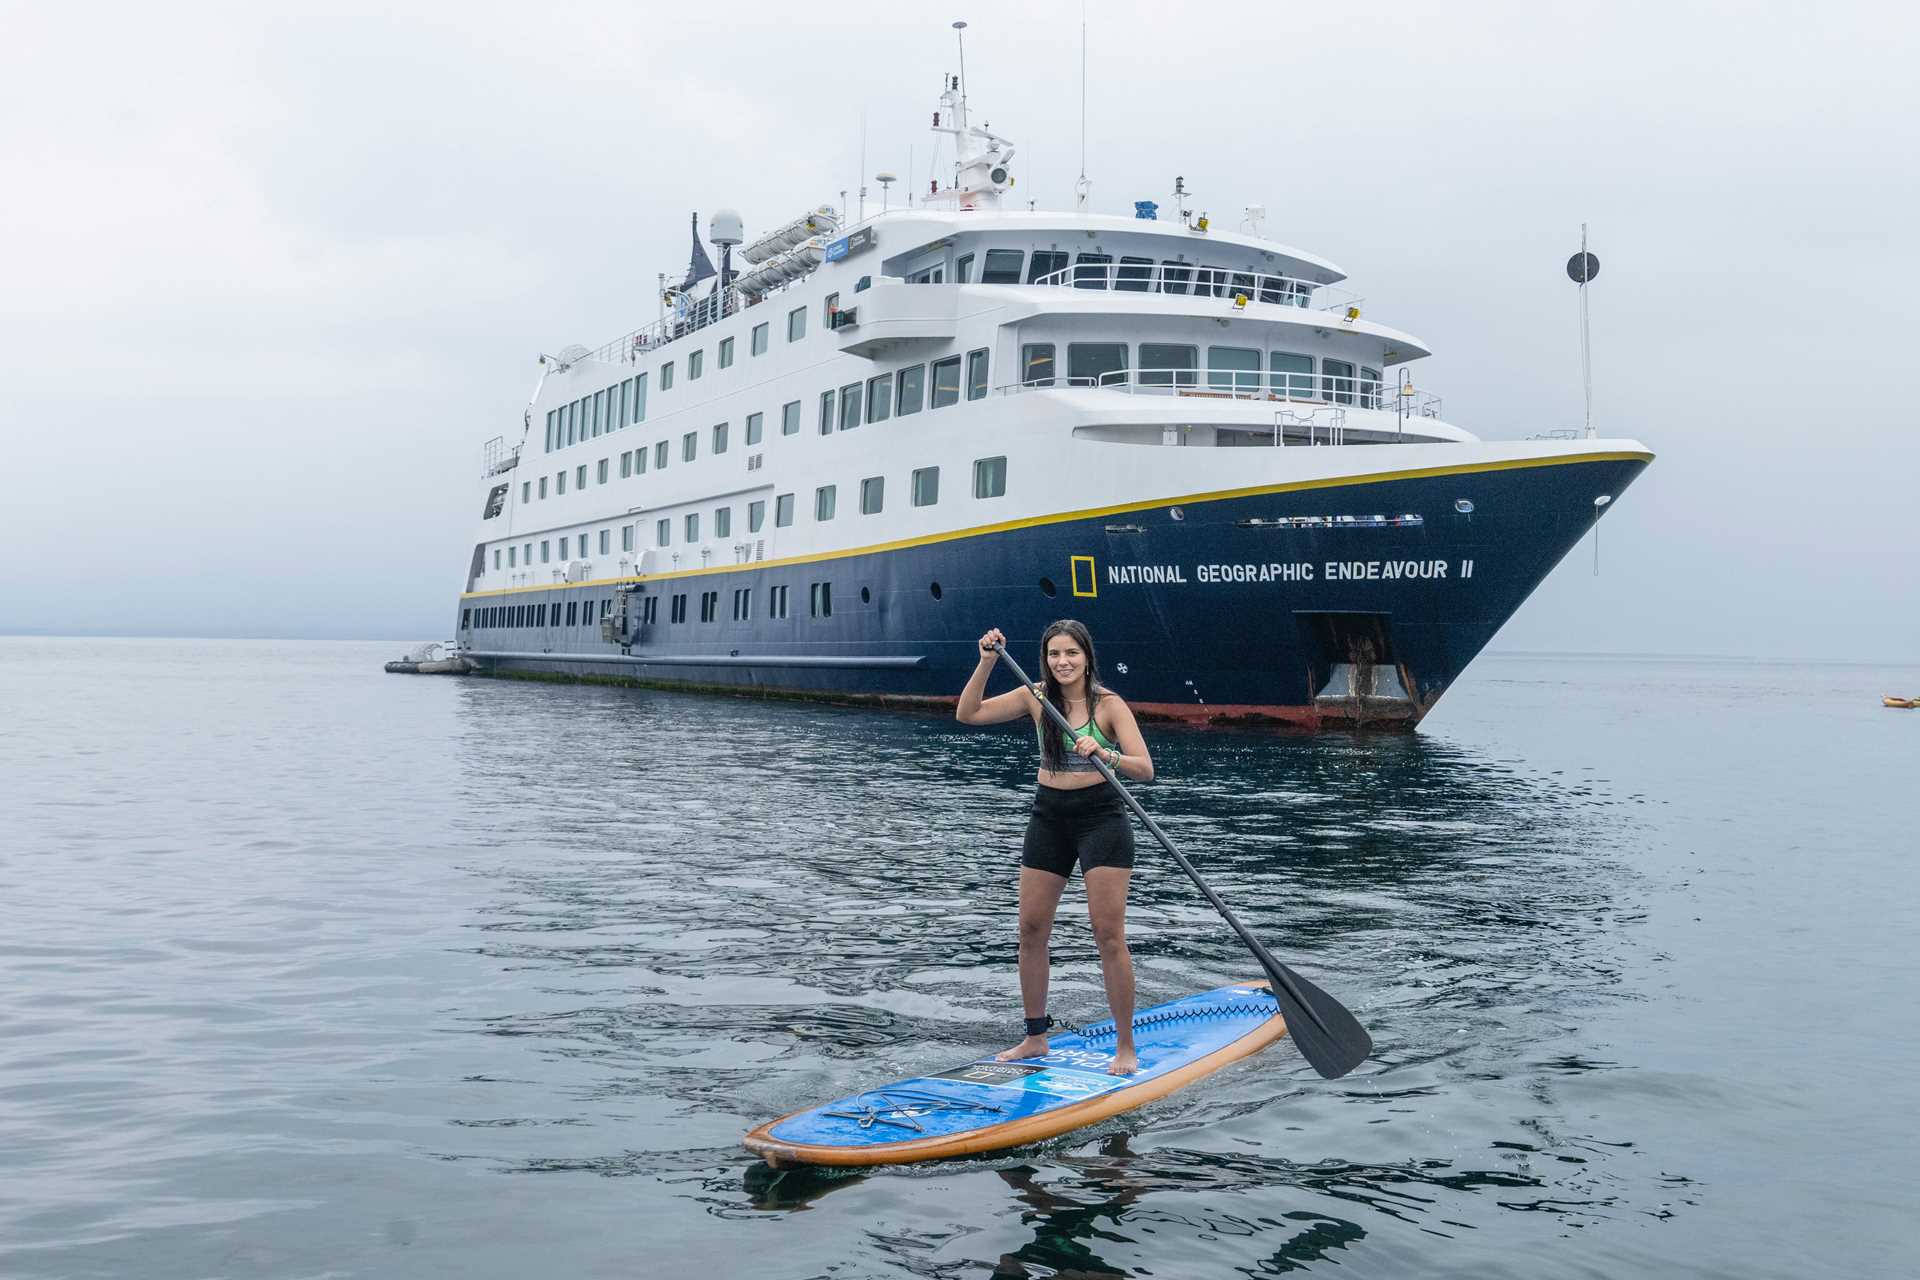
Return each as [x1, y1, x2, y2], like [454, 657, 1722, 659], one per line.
[714, 506, 731, 538]
[1020, 343, 1055, 387]
[688, 349, 704, 380]
[632, 372, 647, 423]
[1208, 346, 1262, 395]
[712, 422, 728, 454]
[980, 248, 1024, 284]
[814, 484, 836, 521]
[954, 253, 973, 283]
[751, 322, 769, 356]
[859, 476, 883, 514]
[818, 388, 835, 434]
[911, 465, 939, 507]
[781, 399, 801, 435]
[838, 381, 863, 430]
[966, 348, 989, 400]
[718, 337, 734, 369]
[866, 373, 893, 423]
[1027, 250, 1068, 283]
[1067, 342, 1128, 388]
[745, 411, 764, 446]
[656, 517, 671, 546]
[654, 440, 669, 469]
[1322, 358, 1357, 404]
[682, 431, 697, 462]
[896, 364, 926, 416]
[930, 356, 962, 408]
[1361, 366, 1382, 409]
[1117, 256, 1153, 292]
[661, 360, 674, 390]
[749, 499, 766, 532]
[1073, 252, 1111, 289]
[685, 512, 699, 542]
[787, 306, 806, 341]
[973, 455, 1007, 499]
[1140, 343, 1197, 387]
[775, 493, 794, 527]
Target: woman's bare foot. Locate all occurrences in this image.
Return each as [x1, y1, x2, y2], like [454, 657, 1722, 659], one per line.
[996, 1035, 1051, 1062]
[1109, 1045, 1139, 1075]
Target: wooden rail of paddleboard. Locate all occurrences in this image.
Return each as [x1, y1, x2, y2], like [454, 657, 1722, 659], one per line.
[743, 981, 1286, 1169]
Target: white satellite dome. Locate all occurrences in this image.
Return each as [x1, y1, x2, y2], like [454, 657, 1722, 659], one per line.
[709, 209, 744, 247]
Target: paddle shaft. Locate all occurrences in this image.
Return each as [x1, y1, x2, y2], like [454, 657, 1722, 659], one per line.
[991, 642, 1363, 1071]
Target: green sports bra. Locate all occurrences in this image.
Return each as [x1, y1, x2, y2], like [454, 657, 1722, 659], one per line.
[1038, 708, 1118, 771]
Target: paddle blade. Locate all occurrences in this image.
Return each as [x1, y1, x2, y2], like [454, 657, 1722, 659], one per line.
[1260, 957, 1372, 1080]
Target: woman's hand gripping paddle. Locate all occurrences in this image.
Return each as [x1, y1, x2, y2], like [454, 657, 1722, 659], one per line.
[992, 642, 1372, 1080]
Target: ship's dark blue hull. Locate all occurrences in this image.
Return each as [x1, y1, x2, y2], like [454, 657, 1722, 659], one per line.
[455, 451, 1648, 727]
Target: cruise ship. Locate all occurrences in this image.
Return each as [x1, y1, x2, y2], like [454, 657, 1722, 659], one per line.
[451, 74, 1651, 727]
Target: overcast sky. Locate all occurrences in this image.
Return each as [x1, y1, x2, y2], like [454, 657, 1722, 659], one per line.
[3, 0, 1915, 660]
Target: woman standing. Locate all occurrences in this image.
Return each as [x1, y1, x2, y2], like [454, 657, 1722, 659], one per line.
[956, 621, 1155, 1075]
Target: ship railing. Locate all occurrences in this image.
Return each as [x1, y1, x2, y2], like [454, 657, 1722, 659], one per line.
[1028, 262, 1363, 313]
[480, 436, 523, 477]
[1003, 368, 1443, 418]
[579, 286, 749, 367]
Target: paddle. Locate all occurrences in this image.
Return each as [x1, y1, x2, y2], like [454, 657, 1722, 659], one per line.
[992, 642, 1373, 1080]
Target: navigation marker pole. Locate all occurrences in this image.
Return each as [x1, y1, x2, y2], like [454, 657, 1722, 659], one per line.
[1567, 230, 1604, 574]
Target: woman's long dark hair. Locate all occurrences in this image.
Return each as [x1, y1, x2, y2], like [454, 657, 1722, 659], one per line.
[1038, 618, 1107, 772]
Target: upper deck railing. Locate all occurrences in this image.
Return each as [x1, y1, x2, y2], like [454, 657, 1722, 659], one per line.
[1029, 262, 1363, 312]
[1002, 367, 1443, 419]
[579, 287, 749, 367]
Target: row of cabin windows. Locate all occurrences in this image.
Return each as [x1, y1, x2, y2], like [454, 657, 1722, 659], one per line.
[492, 456, 1005, 573]
[517, 350, 992, 511]
[1020, 342, 1383, 405]
[541, 306, 809, 455]
[463, 597, 613, 629]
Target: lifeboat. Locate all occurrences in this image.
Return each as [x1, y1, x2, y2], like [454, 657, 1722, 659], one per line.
[741, 206, 840, 264]
[733, 237, 826, 296]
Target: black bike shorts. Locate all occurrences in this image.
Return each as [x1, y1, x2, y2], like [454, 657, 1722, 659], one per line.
[1021, 783, 1135, 877]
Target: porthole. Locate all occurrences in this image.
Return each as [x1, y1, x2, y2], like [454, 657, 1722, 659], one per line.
[930, 582, 943, 600]
[860, 586, 872, 604]
[1454, 498, 1475, 514]
[1039, 577, 1057, 598]
[1169, 506, 1185, 522]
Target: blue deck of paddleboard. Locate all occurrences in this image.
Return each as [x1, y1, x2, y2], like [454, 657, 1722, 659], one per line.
[768, 983, 1280, 1148]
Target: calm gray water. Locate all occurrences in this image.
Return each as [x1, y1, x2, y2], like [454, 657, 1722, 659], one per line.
[1, 637, 1915, 1278]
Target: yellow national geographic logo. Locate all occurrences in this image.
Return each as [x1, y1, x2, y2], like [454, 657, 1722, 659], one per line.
[1070, 555, 1099, 599]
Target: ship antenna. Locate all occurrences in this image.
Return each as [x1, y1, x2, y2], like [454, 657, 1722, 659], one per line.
[953, 20, 968, 107]
[1568, 222, 1599, 438]
[1075, 1, 1091, 212]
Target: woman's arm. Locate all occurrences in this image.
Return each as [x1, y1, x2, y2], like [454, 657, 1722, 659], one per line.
[1095, 696, 1155, 781]
[956, 627, 1037, 725]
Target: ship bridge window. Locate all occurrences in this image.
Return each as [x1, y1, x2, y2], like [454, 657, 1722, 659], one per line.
[776, 493, 795, 527]
[592, 388, 606, 435]
[897, 364, 926, 415]
[1361, 366, 1382, 408]
[1027, 250, 1068, 283]
[955, 254, 973, 283]
[561, 402, 574, 447]
[787, 306, 806, 341]
[1117, 257, 1154, 292]
[545, 409, 556, 452]
[1072, 252, 1111, 289]
[1067, 342, 1128, 388]
[967, 348, 989, 400]
[781, 399, 801, 435]
[1022, 343, 1055, 387]
[867, 373, 893, 422]
[632, 372, 647, 423]
[1258, 275, 1284, 305]
[930, 356, 962, 408]
[839, 381, 863, 430]
[1208, 346, 1262, 394]
[1141, 343, 1197, 388]
[1323, 358, 1357, 404]
[618, 378, 631, 425]
[661, 361, 674, 390]
[1230, 271, 1257, 301]
[1271, 352, 1314, 399]
[908, 264, 944, 284]
[751, 322, 769, 356]
[980, 249, 1024, 283]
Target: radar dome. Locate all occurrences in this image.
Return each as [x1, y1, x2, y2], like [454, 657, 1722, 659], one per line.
[710, 209, 744, 247]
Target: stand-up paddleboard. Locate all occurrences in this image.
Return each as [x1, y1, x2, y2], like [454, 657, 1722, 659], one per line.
[744, 982, 1285, 1168]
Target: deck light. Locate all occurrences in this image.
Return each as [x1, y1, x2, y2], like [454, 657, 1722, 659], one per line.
[1233, 293, 1248, 310]
[1345, 305, 1362, 322]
